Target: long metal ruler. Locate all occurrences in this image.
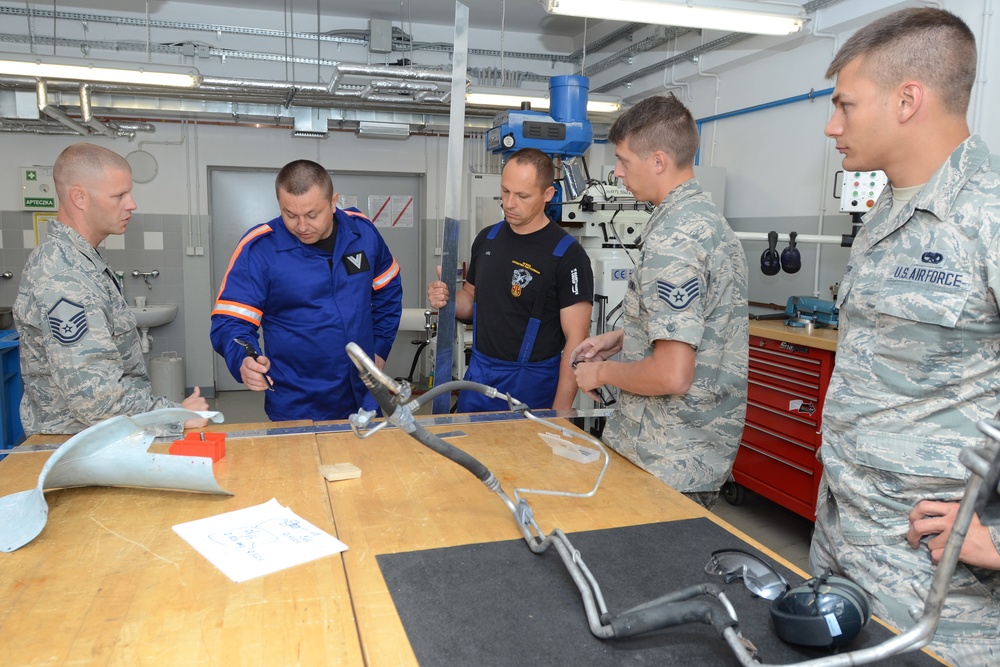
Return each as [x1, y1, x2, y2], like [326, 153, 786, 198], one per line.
[1, 408, 613, 454]
[431, 2, 469, 415]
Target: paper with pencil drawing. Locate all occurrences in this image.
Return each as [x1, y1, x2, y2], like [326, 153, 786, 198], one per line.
[173, 498, 347, 582]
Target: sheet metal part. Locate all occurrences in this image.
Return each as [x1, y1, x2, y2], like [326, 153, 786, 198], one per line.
[0, 409, 229, 552]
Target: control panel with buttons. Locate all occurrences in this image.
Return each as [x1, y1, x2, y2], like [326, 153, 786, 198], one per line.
[838, 169, 888, 213]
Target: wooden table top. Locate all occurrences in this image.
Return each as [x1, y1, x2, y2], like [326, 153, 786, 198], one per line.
[0, 417, 800, 666]
[749, 319, 839, 352]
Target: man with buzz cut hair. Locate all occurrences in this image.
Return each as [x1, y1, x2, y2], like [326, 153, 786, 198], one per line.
[14, 142, 209, 435]
[211, 159, 402, 422]
[812, 8, 1000, 665]
[570, 94, 748, 510]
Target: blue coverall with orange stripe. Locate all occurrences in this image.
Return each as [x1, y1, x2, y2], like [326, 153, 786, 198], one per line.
[210, 207, 402, 421]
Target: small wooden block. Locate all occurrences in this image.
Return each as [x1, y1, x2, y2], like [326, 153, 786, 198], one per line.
[320, 462, 362, 482]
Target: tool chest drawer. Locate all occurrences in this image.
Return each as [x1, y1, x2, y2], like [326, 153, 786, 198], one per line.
[730, 334, 835, 520]
[741, 410, 818, 469]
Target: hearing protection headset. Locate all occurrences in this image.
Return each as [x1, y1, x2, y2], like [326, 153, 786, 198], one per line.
[760, 230, 780, 276]
[781, 230, 801, 273]
[769, 572, 871, 649]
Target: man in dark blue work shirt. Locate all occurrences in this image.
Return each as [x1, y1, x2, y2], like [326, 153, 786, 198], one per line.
[427, 148, 594, 412]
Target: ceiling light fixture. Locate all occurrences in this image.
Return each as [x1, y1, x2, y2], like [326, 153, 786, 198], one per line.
[356, 121, 410, 139]
[540, 0, 806, 36]
[292, 107, 329, 138]
[466, 87, 622, 114]
[0, 53, 202, 88]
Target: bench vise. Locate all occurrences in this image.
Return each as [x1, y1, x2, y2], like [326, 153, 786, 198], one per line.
[785, 296, 839, 328]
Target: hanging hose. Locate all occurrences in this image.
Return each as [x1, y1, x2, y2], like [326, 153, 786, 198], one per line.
[403, 339, 430, 383]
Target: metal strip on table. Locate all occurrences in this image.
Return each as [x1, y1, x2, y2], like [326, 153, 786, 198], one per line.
[5, 408, 613, 453]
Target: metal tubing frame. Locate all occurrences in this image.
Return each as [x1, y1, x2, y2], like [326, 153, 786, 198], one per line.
[345, 341, 998, 664]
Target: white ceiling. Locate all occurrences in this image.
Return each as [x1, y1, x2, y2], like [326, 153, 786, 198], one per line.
[51, 0, 589, 36]
[1, 0, 863, 138]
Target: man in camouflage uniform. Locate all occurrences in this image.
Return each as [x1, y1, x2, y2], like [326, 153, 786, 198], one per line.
[811, 9, 1000, 665]
[13, 143, 208, 435]
[571, 95, 748, 509]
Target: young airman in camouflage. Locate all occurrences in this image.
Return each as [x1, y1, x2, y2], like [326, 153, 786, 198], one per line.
[811, 9, 1000, 665]
[13, 143, 208, 435]
[571, 95, 749, 510]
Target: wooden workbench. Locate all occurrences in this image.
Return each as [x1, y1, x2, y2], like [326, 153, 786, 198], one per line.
[749, 319, 838, 352]
[0, 418, 764, 666]
[1, 416, 935, 666]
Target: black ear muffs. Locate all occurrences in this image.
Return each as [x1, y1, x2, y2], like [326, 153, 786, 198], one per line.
[781, 231, 801, 274]
[760, 230, 780, 276]
[769, 573, 871, 649]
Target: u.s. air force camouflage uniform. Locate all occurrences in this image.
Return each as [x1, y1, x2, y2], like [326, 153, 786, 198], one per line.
[604, 178, 748, 504]
[13, 221, 181, 435]
[811, 135, 1000, 666]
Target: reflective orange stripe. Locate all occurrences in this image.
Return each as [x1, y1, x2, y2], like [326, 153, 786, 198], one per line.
[211, 300, 263, 326]
[214, 224, 272, 304]
[373, 258, 399, 290]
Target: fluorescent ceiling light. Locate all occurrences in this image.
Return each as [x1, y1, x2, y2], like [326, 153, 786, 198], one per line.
[0, 53, 202, 87]
[540, 0, 806, 36]
[466, 88, 622, 114]
[356, 121, 410, 139]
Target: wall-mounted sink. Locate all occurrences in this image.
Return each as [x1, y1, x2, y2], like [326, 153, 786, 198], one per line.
[130, 304, 177, 328]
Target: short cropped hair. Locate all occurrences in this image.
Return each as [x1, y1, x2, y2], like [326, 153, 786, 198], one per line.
[53, 143, 130, 197]
[607, 94, 700, 169]
[826, 8, 976, 115]
[276, 159, 334, 199]
[503, 147, 556, 190]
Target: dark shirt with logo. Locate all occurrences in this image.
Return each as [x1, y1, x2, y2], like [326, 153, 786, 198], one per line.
[466, 221, 593, 362]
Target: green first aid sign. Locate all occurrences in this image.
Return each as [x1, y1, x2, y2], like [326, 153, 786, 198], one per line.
[21, 166, 57, 210]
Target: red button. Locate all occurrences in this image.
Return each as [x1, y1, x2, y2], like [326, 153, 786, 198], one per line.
[866, 199, 875, 208]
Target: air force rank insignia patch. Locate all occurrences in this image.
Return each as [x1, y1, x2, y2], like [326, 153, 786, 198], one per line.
[342, 251, 370, 274]
[657, 277, 700, 311]
[48, 298, 88, 345]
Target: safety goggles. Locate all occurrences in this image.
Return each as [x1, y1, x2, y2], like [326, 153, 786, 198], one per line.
[704, 548, 790, 600]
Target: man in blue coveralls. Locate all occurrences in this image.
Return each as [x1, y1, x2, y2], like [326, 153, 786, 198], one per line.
[210, 159, 402, 421]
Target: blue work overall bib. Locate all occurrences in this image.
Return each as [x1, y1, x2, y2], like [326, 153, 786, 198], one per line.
[456, 223, 575, 413]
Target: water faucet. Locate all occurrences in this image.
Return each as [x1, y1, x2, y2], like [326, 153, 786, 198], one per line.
[131, 269, 160, 290]
[1, 272, 12, 280]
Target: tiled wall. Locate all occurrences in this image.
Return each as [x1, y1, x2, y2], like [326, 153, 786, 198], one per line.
[0, 210, 190, 361]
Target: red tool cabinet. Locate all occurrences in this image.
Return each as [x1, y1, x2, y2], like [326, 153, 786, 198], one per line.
[729, 334, 835, 520]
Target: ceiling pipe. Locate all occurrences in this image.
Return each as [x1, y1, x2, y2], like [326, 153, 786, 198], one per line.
[78, 84, 116, 137]
[36, 79, 89, 136]
[326, 62, 454, 93]
[0, 120, 79, 134]
[25, 79, 157, 138]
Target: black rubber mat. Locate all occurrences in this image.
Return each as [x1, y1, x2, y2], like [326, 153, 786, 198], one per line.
[377, 518, 940, 666]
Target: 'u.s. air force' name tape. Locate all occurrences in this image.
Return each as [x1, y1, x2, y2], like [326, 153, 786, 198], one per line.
[891, 265, 966, 289]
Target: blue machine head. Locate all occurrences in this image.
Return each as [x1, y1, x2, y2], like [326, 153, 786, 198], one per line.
[486, 74, 593, 159]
